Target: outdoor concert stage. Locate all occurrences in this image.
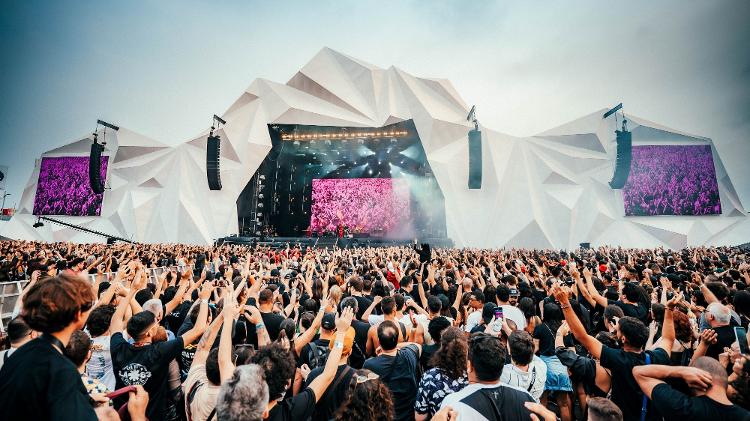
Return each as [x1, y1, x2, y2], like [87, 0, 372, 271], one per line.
[2, 47, 749, 249]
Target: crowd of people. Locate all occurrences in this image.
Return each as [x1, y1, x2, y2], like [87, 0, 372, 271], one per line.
[32, 156, 108, 217]
[0, 240, 749, 421]
[622, 145, 722, 216]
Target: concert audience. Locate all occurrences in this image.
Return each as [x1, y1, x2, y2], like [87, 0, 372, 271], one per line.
[0, 240, 749, 421]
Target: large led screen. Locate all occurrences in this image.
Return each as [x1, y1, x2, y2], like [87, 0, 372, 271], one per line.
[310, 178, 411, 233]
[33, 156, 109, 216]
[622, 145, 721, 216]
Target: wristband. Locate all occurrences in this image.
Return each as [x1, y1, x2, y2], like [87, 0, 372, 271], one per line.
[560, 304, 571, 310]
[334, 341, 344, 349]
[255, 323, 265, 330]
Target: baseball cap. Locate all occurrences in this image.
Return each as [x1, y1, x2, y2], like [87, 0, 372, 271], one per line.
[321, 313, 336, 330]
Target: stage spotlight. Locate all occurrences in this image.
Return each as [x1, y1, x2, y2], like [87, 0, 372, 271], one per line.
[259, 175, 266, 180]
[258, 203, 264, 208]
[293, 140, 300, 146]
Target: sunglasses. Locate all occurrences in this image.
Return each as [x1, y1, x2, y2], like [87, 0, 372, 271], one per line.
[354, 372, 379, 384]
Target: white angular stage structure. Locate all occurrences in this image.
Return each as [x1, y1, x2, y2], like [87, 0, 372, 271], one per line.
[3, 48, 749, 248]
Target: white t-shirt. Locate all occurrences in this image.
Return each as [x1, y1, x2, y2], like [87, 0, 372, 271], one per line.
[182, 363, 221, 421]
[86, 335, 116, 391]
[500, 356, 547, 401]
[0, 347, 17, 372]
[499, 305, 527, 331]
[464, 310, 482, 332]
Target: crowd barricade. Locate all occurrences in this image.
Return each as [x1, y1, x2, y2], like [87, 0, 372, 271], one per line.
[0, 280, 28, 331]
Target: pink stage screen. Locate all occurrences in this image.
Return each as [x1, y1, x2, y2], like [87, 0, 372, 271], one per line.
[310, 178, 410, 233]
[33, 156, 108, 216]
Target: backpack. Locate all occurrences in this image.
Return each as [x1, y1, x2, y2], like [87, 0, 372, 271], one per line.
[307, 341, 330, 369]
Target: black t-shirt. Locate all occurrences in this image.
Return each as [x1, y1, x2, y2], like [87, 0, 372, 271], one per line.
[267, 387, 316, 421]
[110, 332, 185, 420]
[247, 311, 286, 347]
[363, 344, 419, 421]
[420, 343, 438, 372]
[651, 383, 750, 421]
[0, 338, 97, 421]
[299, 338, 330, 369]
[353, 295, 373, 320]
[705, 325, 736, 360]
[533, 323, 557, 356]
[304, 364, 355, 421]
[600, 346, 671, 421]
[349, 319, 370, 369]
[609, 299, 648, 323]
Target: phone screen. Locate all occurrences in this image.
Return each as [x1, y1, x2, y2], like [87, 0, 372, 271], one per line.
[494, 307, 503, 319]
[736, 327, 749, 355]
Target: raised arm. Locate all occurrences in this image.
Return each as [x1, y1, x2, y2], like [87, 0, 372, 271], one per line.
[293, 297, 328, 356]
[656, 294, 680, 356]
[361, 295, 382, 322]
[110, 272, 146, 334]
[306, 307, 354, 401]
[192, 312, 224, 367]
[180, 284, 212, 345]
[633, 364, 711, 399]
[218, 293, 239, 383]
[552, 284, 602, 359]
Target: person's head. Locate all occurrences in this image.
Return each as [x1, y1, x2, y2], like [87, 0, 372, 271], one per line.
[340, 296, 359, 317]
[127, 311, 159, 342]
[334, 369, 394, 421]
[250, 342, 295, 403]
[215, 364, 269, 421]
[468, 333, 505, 382]
[321, 313, 336, 334]
[427, 295, 442, 314]
[21, 273, 96, 334]
[278, 318, 296, 341]
[650, 303, 665, 324]
[258, 288, 274, 306]
[507, 330, 534, 366]
[469, 290, 484, 310]
[6, 316, 36, 347]
[690, 356, 729, 395]
[615, 316, 649, 349]
[142, 298, 164, 322]
[481, 302, 496, 324]
[621, 282, 643, 304]
[134, 288, 153, 306]
[64, 330, 92, 369]
[348, 277, 364, 293]
[377, 320, 399, 351]
[603, 305, 624, 332]
[672, 310, 695, 343]
[706, 302, 731, 327]
[587, 397, 623, 421]
[430, 326, 468, 380]
[518, 297, 535, 320]
[380, 296, 396, 316]
[206, 348, 221, 385]
[427, 316, 452, 345]
[85, 304, 116, 337]
[733, 290, 750, 317]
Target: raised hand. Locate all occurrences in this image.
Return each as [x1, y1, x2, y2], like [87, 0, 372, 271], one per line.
[335, 306, 354, 332]
[699, 328, 718, 345]
[679, 366, 713, 391]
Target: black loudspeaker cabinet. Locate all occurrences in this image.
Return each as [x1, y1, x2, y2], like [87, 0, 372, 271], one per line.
[89, 142, 105, 194]
[608, 130, 632, 189]
[468, 129, 482, 189]
[207, 135, 222, 190]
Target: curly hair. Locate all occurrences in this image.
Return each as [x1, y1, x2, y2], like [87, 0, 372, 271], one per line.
[429, 326, 468, 380]
[250, 342, 295, 400]
[672, 309, 695, 343]
[334, 369, 394, 421]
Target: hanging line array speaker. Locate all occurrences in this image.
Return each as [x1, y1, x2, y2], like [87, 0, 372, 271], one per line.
[468, 129, 482, 189]
[89, 142, 105, 194]
[608, 129, 632, 189]
[207, 135, 222, 190]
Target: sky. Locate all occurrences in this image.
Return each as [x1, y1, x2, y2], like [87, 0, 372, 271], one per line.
[1, 0, 749, 209]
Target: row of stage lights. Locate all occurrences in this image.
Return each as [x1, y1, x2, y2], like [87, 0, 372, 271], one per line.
[281, 130, 408, 141]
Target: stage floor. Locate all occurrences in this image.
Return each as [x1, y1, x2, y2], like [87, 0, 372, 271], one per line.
[216, 235, 453, 249]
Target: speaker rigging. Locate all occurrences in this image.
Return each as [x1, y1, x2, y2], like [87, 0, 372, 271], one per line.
[603, 103, 632, 189]
[90, 119, 119, 194]
[207, 114, 226, 191]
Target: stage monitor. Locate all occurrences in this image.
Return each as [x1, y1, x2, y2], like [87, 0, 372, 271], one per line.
[622, 145, 721, 216]
[310, 178, 411, 234]
[33, 156, 109, 216]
